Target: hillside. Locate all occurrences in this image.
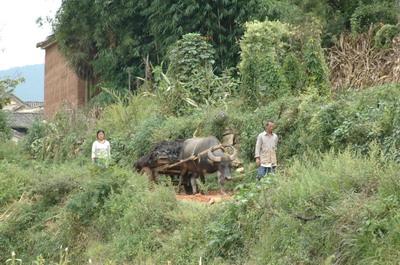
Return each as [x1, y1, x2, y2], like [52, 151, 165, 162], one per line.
[1, 0, 400, 264]
[0, 64, 44, 101]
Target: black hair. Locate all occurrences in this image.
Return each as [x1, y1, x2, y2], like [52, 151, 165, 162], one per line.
[96, 130, 105, 139]
[264, 120, 274, 127]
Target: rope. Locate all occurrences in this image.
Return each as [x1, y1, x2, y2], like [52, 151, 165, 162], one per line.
[155, 144, 225, 171]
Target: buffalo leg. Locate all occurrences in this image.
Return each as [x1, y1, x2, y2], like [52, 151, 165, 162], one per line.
[141, 167, 153, 181]
[177, 168, 188, 193]
[190, 173, 198, 194]
[217, 171, 226, 195]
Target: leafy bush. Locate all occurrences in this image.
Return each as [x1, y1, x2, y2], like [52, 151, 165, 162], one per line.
[110, 115, 165, 166]
[24, 109, 93, 161]
[0, 110, 11, 140]
[303, 37, 330, 95]
[350, 3, 398, 33]
[239, 20, 331, 104]
[23, 120, 48, 158]
[168, 33, 215, 82]
[152, 114, 201, 142]
[374, 24, 400, 48]
[282, 52, 306, 93]
[157, 33, 239, 116]
[239, 21, 291, 104]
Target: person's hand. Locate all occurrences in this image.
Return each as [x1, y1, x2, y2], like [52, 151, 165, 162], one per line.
[255, 157, 260, 167]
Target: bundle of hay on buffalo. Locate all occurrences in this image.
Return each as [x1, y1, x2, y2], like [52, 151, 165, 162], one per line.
[134, 139, 198, 193]
[133, 140, 191, 187]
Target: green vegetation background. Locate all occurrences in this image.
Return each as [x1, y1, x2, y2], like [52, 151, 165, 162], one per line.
[1, 0, 400, 264]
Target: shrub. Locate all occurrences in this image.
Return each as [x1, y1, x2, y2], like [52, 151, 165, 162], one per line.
[92, 174, 178, 263]
[168, 33, 215, 82]
[97, 89, 161, 136]
[23, 120, 48, 158]
[239, 21, 291, 105]
[110, 115, 165, 165]
[66, 169, 128, 225]
[24, 108, 93, 161]
[374, 24, 400, 48]
[158, 33, 238, 116]
[351, 3, 398, 33]
[329, 84, 400, 157]
[165, 33, 215, 114]
[152, 114, 201, 142]
[282, 52, 306, 93]
[0, 110, 11, 140]
[303, 37, 330, 95]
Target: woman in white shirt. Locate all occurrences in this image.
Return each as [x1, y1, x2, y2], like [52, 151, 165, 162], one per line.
[92, 130, 111, 167]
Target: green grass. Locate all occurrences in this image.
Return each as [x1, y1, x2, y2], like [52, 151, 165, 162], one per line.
[2, 145, 400, 264]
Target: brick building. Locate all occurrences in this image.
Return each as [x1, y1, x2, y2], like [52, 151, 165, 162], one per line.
[37, 35, 91, 117]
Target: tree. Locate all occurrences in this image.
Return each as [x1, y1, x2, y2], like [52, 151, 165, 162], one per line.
[0, 77, 24, 109]
[54, 0, 286, 89]
[0, 77, 23, 140]
[286, 0, 400, 46]
[54, 0, 98, 80]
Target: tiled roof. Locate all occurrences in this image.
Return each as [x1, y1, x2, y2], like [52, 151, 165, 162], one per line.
[25, 101, 44, 108]
[36, 34, 56, 49]
[7, 112, 43, 129]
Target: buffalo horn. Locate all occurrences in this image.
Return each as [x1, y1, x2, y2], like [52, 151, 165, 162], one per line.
[208, 149, 222, 162]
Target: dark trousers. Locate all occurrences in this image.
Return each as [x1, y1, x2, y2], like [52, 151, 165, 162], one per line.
[257, 166, 276, 180]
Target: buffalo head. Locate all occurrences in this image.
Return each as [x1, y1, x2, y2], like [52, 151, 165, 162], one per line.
[207, 146, 237, 180]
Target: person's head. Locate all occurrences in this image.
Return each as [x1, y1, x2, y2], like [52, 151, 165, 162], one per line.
[264, 121, 275, 134]
[96, 130, 105, 141]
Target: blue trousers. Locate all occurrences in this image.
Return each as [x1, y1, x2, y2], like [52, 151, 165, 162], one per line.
[257, 166, 276, 180]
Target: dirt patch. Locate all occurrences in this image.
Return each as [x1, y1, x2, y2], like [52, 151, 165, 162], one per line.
[176, 191, 233, 204]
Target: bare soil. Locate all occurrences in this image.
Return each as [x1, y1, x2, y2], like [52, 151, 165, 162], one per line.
[176, 191, 233, 204]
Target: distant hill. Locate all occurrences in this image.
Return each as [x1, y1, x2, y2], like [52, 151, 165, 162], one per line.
[0, 64, 44, 101]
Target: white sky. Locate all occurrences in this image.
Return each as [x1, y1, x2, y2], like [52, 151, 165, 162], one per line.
[0, 0, 62, 70]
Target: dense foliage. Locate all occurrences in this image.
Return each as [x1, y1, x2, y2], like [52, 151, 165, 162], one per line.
[0, 77, 24, 109]
[54, 0, 400, 89]
[0, 77, 24, 141]
[0, 110, 11, 140]
[55, 0, 267, 86]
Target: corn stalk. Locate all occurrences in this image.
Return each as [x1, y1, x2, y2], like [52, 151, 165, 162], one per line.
[328, 27, 400, 90]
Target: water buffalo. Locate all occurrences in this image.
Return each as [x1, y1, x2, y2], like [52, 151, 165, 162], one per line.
[133, 140, 194, 193]
[180, 136, 237, 194]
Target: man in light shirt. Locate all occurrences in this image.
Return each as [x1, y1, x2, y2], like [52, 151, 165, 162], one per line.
[254, 121, 278, 180]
